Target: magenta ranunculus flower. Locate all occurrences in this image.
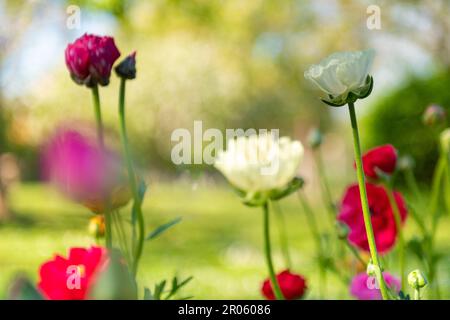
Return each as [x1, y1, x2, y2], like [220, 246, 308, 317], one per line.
[41, 128, 131, 213]
[65, 33, 120, 87]
[350, 272, 401, 300]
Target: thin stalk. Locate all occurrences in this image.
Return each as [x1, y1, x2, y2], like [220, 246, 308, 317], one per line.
[113, 211, 131, 264]
[347, 102, 389, 300]
[314, 149, 335, 222]
[344, 240, 367, 267]
[118, 78, 145, 276]
[427, 154, 445, 299]
[272, 201, 292, 269]
[404, 168, 423, 204]
[91, 85, 112, 249]
[385, 187, 406, 291]
[262, 202, 284, 300]
[297, 191, 326, 298]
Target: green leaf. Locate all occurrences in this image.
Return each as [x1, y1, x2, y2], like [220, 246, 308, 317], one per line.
[143, 287, 154, 300]
[165, 276, 193, 300]
[88, 249, 137, 300]
[146, 217, 182, 241]
[153, 280, 167, 300]
[7, 275, 44, 300]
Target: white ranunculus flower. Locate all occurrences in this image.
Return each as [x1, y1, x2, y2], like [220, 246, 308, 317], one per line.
[304, 49, 375, 106]
[214, 134, 303, 195]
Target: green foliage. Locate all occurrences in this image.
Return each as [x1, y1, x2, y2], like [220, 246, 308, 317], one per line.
[362, 71, 450, 182]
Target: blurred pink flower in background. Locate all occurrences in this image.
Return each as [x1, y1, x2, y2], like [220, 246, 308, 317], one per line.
[65, 33, 120, 86]
[41, 128, 131, 213]
[350, 272, 401, 300]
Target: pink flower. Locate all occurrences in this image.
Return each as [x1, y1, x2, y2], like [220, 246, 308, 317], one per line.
[65, 33, 120, 86]
[38, 246, 108, 300]
[41, 128, 130, 213]
[350, 272, 401, 300]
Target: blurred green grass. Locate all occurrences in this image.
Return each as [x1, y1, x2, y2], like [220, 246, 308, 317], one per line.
[0, 182, 449, 299]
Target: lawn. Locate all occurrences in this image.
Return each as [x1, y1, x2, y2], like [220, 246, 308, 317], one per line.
[0, 182, 449, 299]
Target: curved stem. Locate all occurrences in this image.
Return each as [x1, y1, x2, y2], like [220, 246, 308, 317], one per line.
[91, 85, 112, 249]
[385, 187, 405, 291]
[272, 201, 292, 269]
[347, 102, 389, 300]
[118, 78, 145, 276]
[262, 202, 284, 300]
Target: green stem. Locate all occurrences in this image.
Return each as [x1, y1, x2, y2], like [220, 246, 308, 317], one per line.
[347, 102, 389, 300]
[91, 85, 112, 249]
[427, 154, 445, 299]
[404, 169, 423, 204]
[344, 240, 367, 267]
[91, 85, 104, 148]
[118, 78, 145, 276]
[272, 201, 292, 269]
[414, 288, 421, 300]
[262, 202, 284, 300]
[385, 187, 405, 291]
[297, 191, 326, 298]
[314, 149, 335, 222]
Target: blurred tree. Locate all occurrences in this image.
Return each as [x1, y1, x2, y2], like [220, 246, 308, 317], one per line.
[362, 71, 450, 183]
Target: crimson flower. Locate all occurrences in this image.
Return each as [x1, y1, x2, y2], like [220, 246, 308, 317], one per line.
[358, 144, 397, 179]
[261, 270, 307, 300]
[350, 272, 401, 300]
[338, 183, 407, 254]
[38, 246, 108, 300]
[65, 33, 120, 87]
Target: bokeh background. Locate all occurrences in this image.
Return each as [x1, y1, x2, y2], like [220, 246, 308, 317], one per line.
[0, 0, 449, 299]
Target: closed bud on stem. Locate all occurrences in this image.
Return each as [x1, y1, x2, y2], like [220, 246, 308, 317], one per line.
[422, 104, 446, 126]
[397, 155, 415, 171]
[88, 215, 105, 238]
[366, 261, 379, 277]
[115, 51, 137, 80]
[408, 269, 427, 289]
[307, 128, 323, 149]
[440, 128, 450, 154]
[335, 221, 349, 239]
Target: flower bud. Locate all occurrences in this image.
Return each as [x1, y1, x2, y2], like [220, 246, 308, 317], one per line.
[366, 261, 380, 277]
[407, 269, 427, 289]
[422, 104, 446, 126]
[397, 155, 415, 171]
[88, 215, 105, 238]
[65, 34, 120, 87]
[440, 128, 450, 154]
[335, 221, 349, 240]
[115, 51, 137, 80]
[307, 128, 323, 149]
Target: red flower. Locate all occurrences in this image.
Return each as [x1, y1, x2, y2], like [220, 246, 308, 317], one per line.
[65, 33, 120, 86]
[261, 270, 307, 300]
[358, 144, 397, 179]
[338, 183, 407, 254]
[38, 246, 108, 300]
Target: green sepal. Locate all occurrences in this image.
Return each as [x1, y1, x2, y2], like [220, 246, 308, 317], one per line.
[269, 177, 305, 201]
